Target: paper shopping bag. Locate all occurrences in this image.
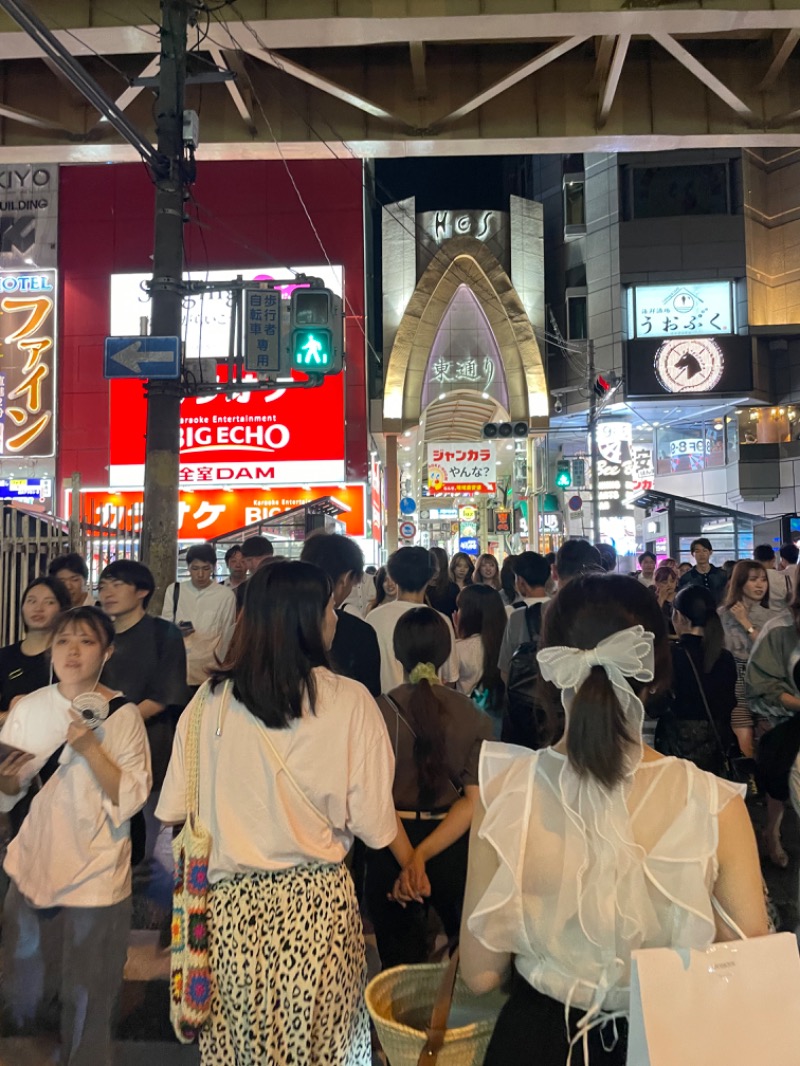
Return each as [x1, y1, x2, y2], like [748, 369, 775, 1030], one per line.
[627, 933, 800, 1066]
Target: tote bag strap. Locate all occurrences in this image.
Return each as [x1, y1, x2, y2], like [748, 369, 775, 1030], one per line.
[418, 948, 460, 1066]
[255, 719, 335, 831]
[184, 682, 211, 817]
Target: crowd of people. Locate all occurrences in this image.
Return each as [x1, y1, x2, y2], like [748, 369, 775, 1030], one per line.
[0, 531, 790, 1065]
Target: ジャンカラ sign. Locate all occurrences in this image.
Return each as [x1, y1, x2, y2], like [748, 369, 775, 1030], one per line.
[427, 442, 496, 495]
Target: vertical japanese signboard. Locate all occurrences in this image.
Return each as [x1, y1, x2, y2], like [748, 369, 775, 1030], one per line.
[427, 442, 496, 495]
[0, 270, 56, 457]
[244, 286, 283, 372]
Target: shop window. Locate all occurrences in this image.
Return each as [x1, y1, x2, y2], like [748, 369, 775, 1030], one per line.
[735, 405, 800, 446]
[656, 422, 707, 476]
[622, 162, 730, 220]
[566, 288, 588, 340]
[724, 411, 740, 464]
[563, 174, 586, 237]
[706, 421, 725, 468]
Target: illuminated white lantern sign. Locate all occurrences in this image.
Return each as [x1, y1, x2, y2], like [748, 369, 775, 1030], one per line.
[627, 281, 734, 339]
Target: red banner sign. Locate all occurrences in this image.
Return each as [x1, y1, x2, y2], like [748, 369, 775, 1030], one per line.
[72, 484, 366, 540]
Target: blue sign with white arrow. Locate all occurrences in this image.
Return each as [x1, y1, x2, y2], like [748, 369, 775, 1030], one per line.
[104, 336, 181, 380]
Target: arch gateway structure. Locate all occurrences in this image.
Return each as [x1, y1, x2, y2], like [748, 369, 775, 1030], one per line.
[379, 196, 551, 552]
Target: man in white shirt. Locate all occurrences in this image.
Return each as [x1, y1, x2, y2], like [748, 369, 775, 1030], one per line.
[366, 546, 459, 692]
[162, 543, 236, 690]
[499, 551, 551, 680]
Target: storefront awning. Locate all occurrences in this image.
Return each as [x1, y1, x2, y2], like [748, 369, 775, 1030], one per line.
[632, 490, 762, 524]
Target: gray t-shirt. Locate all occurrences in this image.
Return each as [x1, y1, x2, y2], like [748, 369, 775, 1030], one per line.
[498, 598, 550, 677]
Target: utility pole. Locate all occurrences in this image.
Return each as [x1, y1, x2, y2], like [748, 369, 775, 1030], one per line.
[587, 339, 601, 543]
[140, 1, 191, 613]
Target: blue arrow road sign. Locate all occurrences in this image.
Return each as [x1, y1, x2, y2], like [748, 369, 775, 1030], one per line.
[104, 336, 181, 380]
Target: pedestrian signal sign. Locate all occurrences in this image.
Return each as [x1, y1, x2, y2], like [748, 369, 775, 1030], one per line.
[289, 288, 343, 375]
[292, 329, 333, 368]
[555, 460, 572, 489]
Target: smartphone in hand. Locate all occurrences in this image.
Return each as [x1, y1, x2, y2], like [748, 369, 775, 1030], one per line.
[178, 620, 195, 636]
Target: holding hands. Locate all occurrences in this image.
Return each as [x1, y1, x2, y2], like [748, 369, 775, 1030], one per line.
[390, 849, 432, 906]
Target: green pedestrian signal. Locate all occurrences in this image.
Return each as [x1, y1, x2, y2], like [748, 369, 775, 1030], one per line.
[292, 329, 333, 368]
[287, 288, 344, 375]
[555, 460, 572, 489]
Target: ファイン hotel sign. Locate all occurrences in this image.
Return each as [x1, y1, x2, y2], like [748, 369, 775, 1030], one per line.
[0, 269, 57, 457]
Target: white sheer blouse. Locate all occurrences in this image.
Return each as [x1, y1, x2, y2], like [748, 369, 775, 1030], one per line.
[468, 743, 745, 1016]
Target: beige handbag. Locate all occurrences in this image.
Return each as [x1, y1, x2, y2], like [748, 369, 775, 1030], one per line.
[366, 949, 506, 1066]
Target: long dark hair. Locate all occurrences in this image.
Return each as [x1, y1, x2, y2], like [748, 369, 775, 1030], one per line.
[22, 576, 71, 615]
[368, 566, 394, 611]
[427, 546, 452, 598]
[393, 607, 452, 806]
[500, 555, 518, 602]
[449, 552, 474, 585]
[213, 560, 332, 728]
[672, 584, 725, 673]
[455, 584, 506, 711]
[540, 574, 671, 789]
[723, 560, 769, 610]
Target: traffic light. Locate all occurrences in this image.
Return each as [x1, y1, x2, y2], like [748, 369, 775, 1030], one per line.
[288, 287, 343, 374]
[594, 375, 610, 398]
[482, 421, 529, 439]
[555, 460, 572, 489]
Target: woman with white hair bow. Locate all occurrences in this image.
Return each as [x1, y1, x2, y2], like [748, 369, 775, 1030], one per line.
[459, 573, 768, 1066]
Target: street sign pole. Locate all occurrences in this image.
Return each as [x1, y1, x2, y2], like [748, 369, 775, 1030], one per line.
[588, 339, 601, 544]
[140, 0, 190, 612]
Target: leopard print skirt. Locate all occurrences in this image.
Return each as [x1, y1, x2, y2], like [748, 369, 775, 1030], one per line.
[199, 862, 371, 1065]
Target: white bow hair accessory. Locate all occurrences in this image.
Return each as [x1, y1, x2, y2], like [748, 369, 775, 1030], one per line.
[537, 624, 655, 695]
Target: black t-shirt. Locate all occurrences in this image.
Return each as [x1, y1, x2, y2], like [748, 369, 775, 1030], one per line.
[0, 642, 52, 713]
[331, 610, 382, 697]
[101, 615, 189, 787]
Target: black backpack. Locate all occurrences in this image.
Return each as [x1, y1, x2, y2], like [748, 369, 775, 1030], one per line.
[503, 603, 547, 750]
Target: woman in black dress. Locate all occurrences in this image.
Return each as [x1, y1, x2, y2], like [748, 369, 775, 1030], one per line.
[652, 584, 737, 774]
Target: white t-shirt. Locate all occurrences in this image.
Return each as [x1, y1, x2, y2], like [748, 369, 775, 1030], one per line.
[456, 634, 485, 696]
[156, 669, 397, 883]
[765, 567, 791, 615]
[1, 685, 151, 908]
[162, 580, 236, 686]
[365, 599, 460, 693]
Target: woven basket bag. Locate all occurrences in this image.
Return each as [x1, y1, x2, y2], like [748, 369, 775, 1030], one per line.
[366, 950, 506, 1066]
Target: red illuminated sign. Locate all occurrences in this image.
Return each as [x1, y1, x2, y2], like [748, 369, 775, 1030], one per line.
[109, 370, 345, 487]
[71, 484, 366, 540]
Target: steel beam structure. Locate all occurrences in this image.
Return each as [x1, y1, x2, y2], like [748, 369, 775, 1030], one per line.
[2, 1, 800, 158]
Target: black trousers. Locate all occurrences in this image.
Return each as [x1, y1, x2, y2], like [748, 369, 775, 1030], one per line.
[364, 817, 468, 970]
[484, 973, 628, 1066]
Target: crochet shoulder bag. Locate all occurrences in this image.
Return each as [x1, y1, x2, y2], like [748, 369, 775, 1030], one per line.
[169, 681, 216, 1044]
